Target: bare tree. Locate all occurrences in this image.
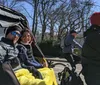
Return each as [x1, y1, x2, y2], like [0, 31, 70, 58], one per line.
[32, 0, 39, 35]
[38, 0, 57, 41]
[54, 0, 94, 40]
[1, 0, 96, 42]
[14, 0, 39, 36]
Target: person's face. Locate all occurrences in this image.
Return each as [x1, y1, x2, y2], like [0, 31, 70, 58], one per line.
[7, 30, 21, 44]
[71, 33, 77, 38]
[21, 32, 31, 44]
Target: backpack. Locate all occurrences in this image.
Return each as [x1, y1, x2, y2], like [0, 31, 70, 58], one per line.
[58, 66, 84, 85]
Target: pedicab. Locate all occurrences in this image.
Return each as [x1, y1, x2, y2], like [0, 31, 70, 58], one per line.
[0, 5, 57, 85]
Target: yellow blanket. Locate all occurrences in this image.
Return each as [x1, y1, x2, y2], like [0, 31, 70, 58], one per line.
[15, 68, 58, 85]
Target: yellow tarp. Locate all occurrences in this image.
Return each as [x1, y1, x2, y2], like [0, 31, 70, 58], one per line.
[15, 68, 58, 85]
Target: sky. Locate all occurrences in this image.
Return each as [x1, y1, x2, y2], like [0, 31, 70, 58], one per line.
[93, 0, 100, 12]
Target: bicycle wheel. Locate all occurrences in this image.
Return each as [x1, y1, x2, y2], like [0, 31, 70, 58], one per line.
[51, 62, 69, 85]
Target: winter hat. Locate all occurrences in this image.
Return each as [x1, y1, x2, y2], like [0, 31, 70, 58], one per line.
[90, 12, 100, 25]
[70, 30, 77, 34]
[4, 25, 21, 36]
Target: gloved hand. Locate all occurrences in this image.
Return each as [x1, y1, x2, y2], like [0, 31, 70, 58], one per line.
[27, 66, 43, 79]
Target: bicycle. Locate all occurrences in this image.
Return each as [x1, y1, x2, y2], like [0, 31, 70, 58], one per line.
[47, 57, 84, 85]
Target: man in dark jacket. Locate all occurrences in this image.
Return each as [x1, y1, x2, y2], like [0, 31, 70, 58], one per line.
[0, 25, 21, 67]
[0, 25, 21, 85]
[63, 30, 81, 69]
[82, 12, 100, 85]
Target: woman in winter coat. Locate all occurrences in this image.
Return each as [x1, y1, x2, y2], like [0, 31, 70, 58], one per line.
[17, 29, 45, 69]
[17, 29, 45, 79]
[82, 12, 100, 85]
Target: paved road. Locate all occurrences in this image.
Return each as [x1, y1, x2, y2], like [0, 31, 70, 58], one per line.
[46, 57, 87, 85]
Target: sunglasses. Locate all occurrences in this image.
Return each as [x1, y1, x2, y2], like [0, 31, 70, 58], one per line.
[11, 31, 21, 37]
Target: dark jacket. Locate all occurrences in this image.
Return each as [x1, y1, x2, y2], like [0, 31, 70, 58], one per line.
[17, 43, 43, 68]
[63, 33, 74, 53]
[82, 25, 100, 65]
[17, 44, 33, 66]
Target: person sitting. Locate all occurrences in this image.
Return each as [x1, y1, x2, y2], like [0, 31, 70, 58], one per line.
[17, 29, 47, 69]
[0, 25, 22, 85]
[17, 29, 58, 85]
[2, 26, 43, 79]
